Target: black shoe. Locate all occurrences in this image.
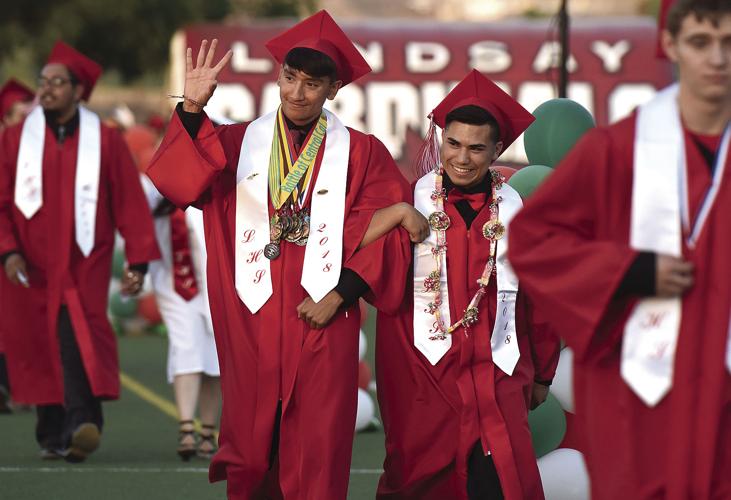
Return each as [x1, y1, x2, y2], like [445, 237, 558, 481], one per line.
[64, 423, 101, 463]
[40, 447, 66, 460]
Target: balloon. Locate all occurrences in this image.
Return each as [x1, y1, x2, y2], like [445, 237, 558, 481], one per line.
[552, 348, 574, 413]
[528, 393, 567, 458]
[507, 165, 553, 199]
[137, 293, 162, 325]
[359, 329, 367, 361]
[358, 361, 372, 390]
[355, 388, 375, 432]
[537, 448, 590, 500]
[150, 323, 168, 337]
[109, 291, 138, 319]
[491, 165, 518, 181]
[524, 98, 595, 168]
[111, 248, 125, 280]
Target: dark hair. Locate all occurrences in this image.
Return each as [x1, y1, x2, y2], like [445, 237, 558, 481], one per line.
[66, 68, 80, 86]
[283, 47, 338, 82]
[666, 0, 731, 36]
[444, 105, 501, 143]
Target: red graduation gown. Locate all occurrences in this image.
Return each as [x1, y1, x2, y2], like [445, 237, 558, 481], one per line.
[147, 111, 410, 500]
[376, 188, 560, 500]
[0, 115, 160, 405]
[508, 115, 731, 500]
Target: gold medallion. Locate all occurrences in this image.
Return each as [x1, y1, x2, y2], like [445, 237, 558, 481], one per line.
[428, 211, 451, 231]
[482, 220, 505, 241]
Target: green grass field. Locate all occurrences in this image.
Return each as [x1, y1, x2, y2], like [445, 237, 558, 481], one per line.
[0, 316, 385, 500]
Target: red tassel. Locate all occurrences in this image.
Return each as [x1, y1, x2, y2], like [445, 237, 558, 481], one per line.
[413, 114, 441, 179]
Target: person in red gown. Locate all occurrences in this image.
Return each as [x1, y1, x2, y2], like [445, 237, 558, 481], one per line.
[0, 78, 35, 414]
[372, 70, 560, 500]
[0, 42, 160, 461]
[508, 1, 731, 498]
[146, 11, 410, 500]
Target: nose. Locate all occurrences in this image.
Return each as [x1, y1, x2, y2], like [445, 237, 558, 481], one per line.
[455, 147, 470, 165]
[291, 81, 305, 100]
[709, 41, 727, 67]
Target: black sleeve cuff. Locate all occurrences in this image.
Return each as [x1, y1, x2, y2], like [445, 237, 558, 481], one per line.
[334, 268, 370, 308]
[534, 379, 552, 387]
[0, 251, 20, 266]
[615, 251, 655, 297]
[176, 102, 204, 138]
[128, 263, 149, 276]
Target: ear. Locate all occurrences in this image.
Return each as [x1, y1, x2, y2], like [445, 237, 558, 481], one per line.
[661, 29, 678, 62]
[492, 141, 504, 162]
[276, 66, 285, 87]
[327, 80, 343, 100]
[73, 84, 85, 103]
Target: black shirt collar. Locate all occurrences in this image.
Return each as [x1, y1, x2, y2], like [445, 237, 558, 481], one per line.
[44, 108, 80, 143]
[442, 169, 492, 195]
[282, 113, 319, 133]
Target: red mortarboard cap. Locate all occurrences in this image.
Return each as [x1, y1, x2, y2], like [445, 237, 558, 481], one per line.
[46, 41, 102, 101]
[430, 69, 534, 151]
[265, 10, 371, 86]
[656, 0, 676, 59]
[0, 79, 34, 117]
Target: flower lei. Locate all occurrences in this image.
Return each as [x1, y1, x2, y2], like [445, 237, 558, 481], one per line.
[424, 168, 506, 340]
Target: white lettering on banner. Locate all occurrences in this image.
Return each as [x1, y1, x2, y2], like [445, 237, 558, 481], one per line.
[231, 42, 273, 73]
[532, 41, 579, 73]
[367, 82, 421, 158]
[354, 42, 384, 73]
[406, 42, 451, 73]
[591, 40, 631, 73]
[330, 85, 366, 131]
[204, 81, 657, 159]
[469, 41, 512, 73]
[207, 83, 255, 122]
[609, 84, 657, 123]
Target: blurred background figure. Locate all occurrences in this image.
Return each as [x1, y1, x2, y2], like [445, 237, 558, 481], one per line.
[140, 173, 221, 461]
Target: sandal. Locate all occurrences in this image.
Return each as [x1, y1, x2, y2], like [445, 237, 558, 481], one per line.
[197, 424, 218, 459]
[177, 420, 197, 461]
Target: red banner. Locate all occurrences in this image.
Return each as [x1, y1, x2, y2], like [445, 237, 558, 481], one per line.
[173, 17, 673, 167]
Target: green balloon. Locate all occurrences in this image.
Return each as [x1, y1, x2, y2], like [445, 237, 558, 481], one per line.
[150, 323, 168, 337]
[112, 248, 126, 280]
[507, 165, 553, 199]
[528, 393, 567, 458]
[109, 291, 138, 319]
[524, 98, 595, 167]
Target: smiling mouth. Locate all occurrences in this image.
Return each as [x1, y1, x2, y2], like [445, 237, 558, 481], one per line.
[451, 166, 473, 174]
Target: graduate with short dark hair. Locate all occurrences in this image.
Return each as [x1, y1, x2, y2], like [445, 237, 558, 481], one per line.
[0, 42, 160, 461]
[509, 0, 731, 497]
[369, 70, 560, 500]
[146, 10, 411, 499]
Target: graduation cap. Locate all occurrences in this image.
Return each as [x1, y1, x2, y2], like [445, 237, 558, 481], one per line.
[415, 69, 534, 177]
[656, 0, 676, 59]
[46, 41, 102, 101]
[265, 10, 371, 86]
[0, 79, 34, 118]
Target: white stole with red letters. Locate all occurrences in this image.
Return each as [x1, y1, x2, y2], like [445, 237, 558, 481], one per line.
[623, 83, 731, 406]
[234, 109, 349, 314]
[15, 105, 101, 256]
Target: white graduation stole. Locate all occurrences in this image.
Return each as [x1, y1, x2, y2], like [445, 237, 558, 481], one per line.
[234, 109, 349, 314]
[413, 170, 522, 372]
[622, 83, 731, 406]
[15, 106, 101, 256]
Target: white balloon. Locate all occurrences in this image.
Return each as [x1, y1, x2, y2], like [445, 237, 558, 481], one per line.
[355, 388, 375, 432]
[538, 448, 590, 500]
[359, 329, 367, 361]
[552, 347, 574, 413]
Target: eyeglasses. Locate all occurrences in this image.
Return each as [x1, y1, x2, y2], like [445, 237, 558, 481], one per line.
[37, 76, 72, 88]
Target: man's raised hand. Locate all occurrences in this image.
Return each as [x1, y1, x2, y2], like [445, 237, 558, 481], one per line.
[182, 39, 233, 113]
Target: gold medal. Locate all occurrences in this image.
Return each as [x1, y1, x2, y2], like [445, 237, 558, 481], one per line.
[428, 211, 451, 231]
[482, 220, 505, 241]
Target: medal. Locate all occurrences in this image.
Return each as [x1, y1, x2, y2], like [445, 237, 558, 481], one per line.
[428, 211, 451, 231]
[482, 220, 505, 241]
[264, 242, 281, 260]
